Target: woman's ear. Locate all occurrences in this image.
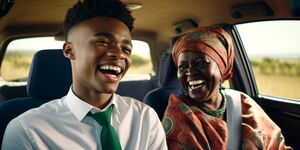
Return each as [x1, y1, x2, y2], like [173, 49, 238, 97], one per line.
[62, 42, 75, 60]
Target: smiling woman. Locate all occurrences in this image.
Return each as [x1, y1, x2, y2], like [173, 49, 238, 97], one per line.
[0, 37, 152, 82]
[162, 27, 292, 150]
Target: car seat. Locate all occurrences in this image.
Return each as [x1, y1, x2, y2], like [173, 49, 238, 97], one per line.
[143, 52, 181, 120]
[0, 49, 72, 147]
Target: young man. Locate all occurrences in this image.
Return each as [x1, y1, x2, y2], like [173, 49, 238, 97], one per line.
[1, 0, 167, 149]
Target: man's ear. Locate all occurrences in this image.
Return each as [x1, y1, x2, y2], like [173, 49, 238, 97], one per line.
[63, 42, 75, 60]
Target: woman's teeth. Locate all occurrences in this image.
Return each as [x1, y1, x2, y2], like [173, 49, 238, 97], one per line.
[188, 80, 205, 89]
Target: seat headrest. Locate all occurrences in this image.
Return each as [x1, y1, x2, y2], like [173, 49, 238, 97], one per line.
[27, 49, 72, 100]
[158, 53, 180, 88]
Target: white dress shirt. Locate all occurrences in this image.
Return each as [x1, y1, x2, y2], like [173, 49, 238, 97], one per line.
[1, 88, 167, 150]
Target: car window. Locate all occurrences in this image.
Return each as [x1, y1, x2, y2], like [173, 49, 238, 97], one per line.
[0, 37, 152, 82]
[235, 20, 300, 100]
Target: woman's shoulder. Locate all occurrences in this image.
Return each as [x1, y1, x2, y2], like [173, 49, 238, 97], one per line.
[223, 89, 268, 116]
[223, 88, 264, 111]
[224, 88, 253, 102]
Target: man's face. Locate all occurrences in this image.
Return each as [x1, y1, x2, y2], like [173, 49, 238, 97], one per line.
[64, 17, 132, 96]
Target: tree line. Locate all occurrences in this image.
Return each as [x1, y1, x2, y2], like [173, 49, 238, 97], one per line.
[250, 58, 300, 76]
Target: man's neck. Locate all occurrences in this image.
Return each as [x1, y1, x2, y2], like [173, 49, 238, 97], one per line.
[72, 86, 113, 109]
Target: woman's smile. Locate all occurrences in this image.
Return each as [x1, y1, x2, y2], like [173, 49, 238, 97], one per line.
[188, 79, 207, 90]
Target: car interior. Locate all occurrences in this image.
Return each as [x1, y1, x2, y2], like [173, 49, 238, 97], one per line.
[0, 0, 300, 148]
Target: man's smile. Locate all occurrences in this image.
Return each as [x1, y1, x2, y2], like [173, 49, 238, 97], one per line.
[98, 64, 124, 79]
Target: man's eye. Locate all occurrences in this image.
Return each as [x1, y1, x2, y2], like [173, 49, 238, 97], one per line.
[95, 40, 109, 46]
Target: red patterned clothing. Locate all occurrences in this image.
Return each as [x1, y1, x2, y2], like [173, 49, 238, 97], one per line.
[162, 91, 292, 150]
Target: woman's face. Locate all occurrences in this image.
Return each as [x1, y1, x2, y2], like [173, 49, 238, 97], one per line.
[177, 50, 222, 103]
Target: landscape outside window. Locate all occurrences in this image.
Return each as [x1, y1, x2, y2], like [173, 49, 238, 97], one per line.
[0, 37, 152, 83]
[236, 20, 300, 100]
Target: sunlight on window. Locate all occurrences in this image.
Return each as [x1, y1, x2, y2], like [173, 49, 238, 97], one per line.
[124, 40, 152, 81]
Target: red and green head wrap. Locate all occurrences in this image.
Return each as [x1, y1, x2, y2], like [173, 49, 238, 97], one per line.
[172, 27, 234, 81]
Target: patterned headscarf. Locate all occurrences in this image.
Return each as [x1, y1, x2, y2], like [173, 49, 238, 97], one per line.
[172, 27, 234, 81]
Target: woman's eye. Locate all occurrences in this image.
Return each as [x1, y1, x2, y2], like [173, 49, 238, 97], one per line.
[196, 61, 209, 66]
[178, 64, 188, 70]
[122, 47, 132, 54]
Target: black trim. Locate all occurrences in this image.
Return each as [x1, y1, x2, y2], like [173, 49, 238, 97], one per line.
[0, 0, 15, 17]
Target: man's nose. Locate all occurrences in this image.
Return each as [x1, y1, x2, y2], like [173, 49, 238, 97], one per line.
[107, 46, 125, 59]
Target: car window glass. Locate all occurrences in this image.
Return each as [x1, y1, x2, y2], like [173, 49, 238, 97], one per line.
[0, 37, 152, 82]
[235, 20, 300, 100]
[123, 40, 152, 81]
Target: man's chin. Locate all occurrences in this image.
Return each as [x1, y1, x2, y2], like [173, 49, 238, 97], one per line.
[103, 84, 119, 94]
[103, 89, 116, 94]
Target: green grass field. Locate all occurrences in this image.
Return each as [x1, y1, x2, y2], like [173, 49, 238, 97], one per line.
[0, 52, 153, 81]
[252, 70, 300, 100]
[250, 58, 300, 100]
[1, 52, 34, 81]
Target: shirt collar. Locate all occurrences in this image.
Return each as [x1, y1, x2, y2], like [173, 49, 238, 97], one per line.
[64, 86, 118, 121]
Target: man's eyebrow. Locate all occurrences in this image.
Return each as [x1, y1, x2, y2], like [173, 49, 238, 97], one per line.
[94, 32, 132, 47]
[94, 32, 114, 38]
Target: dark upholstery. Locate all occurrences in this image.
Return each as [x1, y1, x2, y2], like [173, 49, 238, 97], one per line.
[0, 49, 72, 147]
[143, 53, 181, 120]
[0, 85, 27, 102]
[117, 80, 155, 101]
[27, 50, 72, 100]
[158, 54, 180, 88]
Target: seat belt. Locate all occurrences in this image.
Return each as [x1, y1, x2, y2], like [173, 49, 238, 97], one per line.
[225, 89, 242, 150]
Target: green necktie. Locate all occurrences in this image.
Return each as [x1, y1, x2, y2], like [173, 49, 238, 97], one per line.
[88, 105, 122, 150]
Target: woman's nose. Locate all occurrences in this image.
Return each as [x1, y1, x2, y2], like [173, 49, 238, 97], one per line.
[185, 66, 193, 76]
[186, 65, 200, 76]
[185, 71, 191, 76]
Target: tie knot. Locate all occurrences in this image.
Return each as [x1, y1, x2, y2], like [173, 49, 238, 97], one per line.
[88, 105, 114, 126]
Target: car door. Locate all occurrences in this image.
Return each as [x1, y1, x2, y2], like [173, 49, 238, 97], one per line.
[230, 20, 300, 149]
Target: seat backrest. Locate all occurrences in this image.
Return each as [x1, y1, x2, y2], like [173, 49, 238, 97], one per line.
[143, 52, 181, 119]
[0, 49, 72, 147]
[117, 79, 156, 101]
[27, 49, 73, 100]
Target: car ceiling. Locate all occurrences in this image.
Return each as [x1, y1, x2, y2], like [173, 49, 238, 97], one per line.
[0, 0, 297, 52]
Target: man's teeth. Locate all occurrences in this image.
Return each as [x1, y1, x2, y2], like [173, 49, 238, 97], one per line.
[99, 65, 121, 73]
